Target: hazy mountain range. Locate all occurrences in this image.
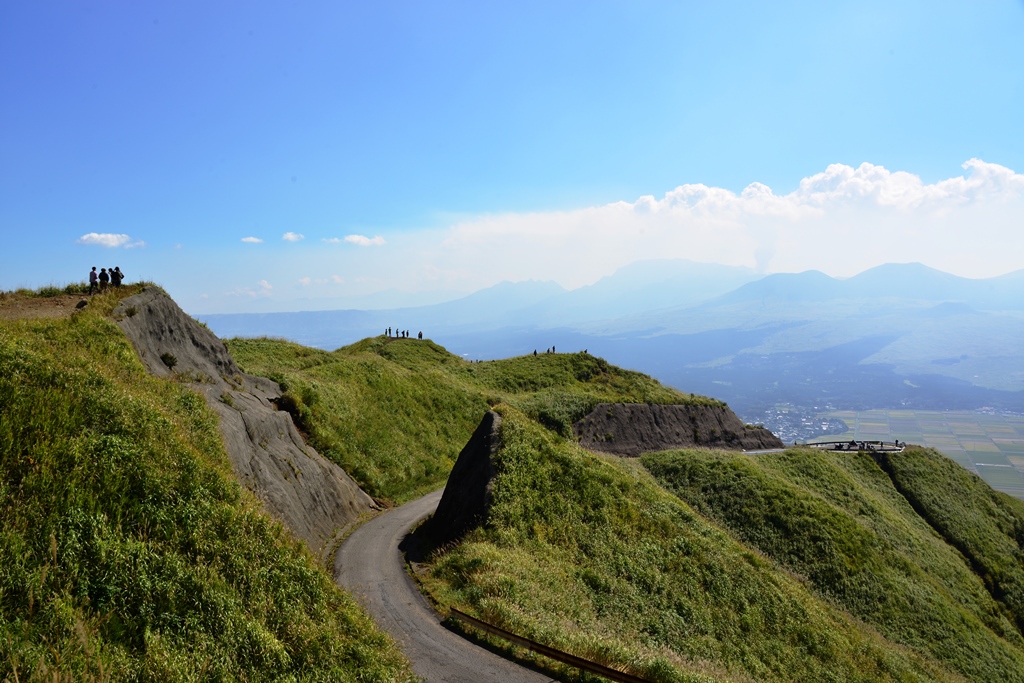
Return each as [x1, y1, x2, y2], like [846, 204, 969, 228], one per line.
[200, 260, 1024, 420]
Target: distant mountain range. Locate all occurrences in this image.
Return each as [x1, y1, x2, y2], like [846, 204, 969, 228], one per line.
[200, 260, 1024, 421]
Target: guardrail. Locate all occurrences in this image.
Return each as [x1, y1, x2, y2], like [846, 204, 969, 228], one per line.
[805, 440, 905, 453]
[448, 608, 653, 683]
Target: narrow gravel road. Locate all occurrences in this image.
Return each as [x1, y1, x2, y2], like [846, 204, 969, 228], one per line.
[335, 489, 555, 682]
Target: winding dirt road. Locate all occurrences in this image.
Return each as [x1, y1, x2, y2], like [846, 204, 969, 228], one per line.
[335, 489, 554, 682]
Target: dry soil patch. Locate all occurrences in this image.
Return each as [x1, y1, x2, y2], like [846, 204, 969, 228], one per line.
[0, 293, 91, 321]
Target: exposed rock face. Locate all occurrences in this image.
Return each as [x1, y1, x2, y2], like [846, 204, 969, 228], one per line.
[574, 402, 783, 456]
[114, 287, 375, 560]
[427, 411, 502, 546]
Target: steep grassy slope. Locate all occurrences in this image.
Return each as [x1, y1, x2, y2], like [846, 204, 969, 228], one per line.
[418, 407, 968, 683]
[873, 447, 1024, 635]
[228, 335, 702, 503]
[642, 447, 1024, 682]
[0, 289, 412, 682]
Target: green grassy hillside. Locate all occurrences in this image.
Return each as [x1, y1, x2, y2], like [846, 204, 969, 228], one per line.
[418, 407, 971, 682]
[873, 447, 1024, 634]
[642, 447, 1024, 682]
[9, 287, 1022, 683]
[228, 335, 703, 503]
[0, 289, 412, 682]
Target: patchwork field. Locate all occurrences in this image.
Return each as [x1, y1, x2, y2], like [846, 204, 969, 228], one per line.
[814, 409, 1024, 498]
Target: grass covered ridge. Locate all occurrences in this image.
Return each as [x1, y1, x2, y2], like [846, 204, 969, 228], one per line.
[0, 288, 412, 682]
[643, 447, 1024, 682]
[227, 335, 708, 503]
[418, 407, 967, 683]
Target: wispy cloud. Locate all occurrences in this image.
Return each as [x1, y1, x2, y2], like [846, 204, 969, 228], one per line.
[323, 234, 387, 247]
[298, 274, 344, 286]
[346, 234, 386, 247]
[282, 232, 304, 242]
[76, 232, 145, 248]
[225, 279, 273, 298]
[241, 236, 263, 244]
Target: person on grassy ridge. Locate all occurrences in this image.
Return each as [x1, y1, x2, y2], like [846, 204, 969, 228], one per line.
[99, 267, 109, 290]
[111, 266, 123, 287]
[88, 266, 98, 294]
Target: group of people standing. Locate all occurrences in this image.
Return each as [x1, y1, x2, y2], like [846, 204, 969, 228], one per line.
[88, 266, 124, 295]
[386, 327, 423, 340]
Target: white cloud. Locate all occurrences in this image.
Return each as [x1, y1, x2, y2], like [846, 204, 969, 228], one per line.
[282, 232, 304, 242]
[299, 274, 346, 286]
[321, 236, 385, 246]
[428, 158, 1024, 285]
[343, 234, 386, 247]
[241, 236, 263, 244]
[76, 232, 145, 248]
[226, 279, 273, 298]
[208, 159, 1024, 309]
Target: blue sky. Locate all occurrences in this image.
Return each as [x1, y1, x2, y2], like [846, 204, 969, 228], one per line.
[2, 1, 1023, 313]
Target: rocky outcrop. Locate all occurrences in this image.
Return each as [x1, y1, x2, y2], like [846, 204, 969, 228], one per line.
[574, 402, 783, 456]
[425, 411, 501, 546]
[114, 287, 375, 560]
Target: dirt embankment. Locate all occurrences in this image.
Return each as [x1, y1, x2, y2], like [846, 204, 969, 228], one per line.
[113, 287, 375, 560]
[574, 402, 783, 456]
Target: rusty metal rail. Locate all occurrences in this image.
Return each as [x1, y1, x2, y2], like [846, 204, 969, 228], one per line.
[448, 608, 652, 683]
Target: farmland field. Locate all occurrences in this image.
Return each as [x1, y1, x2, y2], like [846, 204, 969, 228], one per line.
[812, 409, 1024, 498]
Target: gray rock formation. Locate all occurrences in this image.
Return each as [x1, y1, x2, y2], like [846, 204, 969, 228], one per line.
[113, 287, 375, 560]
[574, 402, 783, 456]
[427, 411, 502, 546]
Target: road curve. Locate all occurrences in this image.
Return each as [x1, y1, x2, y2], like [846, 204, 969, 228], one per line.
[335, 489, 555, 682]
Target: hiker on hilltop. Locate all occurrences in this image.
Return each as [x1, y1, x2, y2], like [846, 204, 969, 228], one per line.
[89, 267, 98, 295]
[99, 268, 110, 291]
[111, 267, 123, 288]
[418, 331, 422, 340]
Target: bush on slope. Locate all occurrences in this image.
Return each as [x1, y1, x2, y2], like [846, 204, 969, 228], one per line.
[0, 291, 412, 682]
[642, 448, 1024, 683]
[227, 336, 698, 503]
[419, 407, 962, 683]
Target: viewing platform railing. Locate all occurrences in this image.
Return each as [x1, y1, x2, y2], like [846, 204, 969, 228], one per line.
[804, 440, 905, 453]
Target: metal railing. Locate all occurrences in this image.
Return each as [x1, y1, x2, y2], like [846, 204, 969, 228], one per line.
[448, 608, 653, 683]
[805, 440, 905, 453]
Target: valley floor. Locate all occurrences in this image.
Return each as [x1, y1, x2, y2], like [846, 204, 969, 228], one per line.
[808, 408, 1024, 498]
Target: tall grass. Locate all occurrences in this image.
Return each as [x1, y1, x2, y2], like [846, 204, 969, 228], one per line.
[642, 447, 1024, 682]
[228, 336, 706, 503]
[875, 447, 1024, 635]
[418, 408, 965, 683]
[0, 289, 413, 681]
